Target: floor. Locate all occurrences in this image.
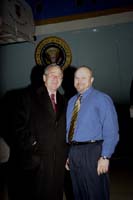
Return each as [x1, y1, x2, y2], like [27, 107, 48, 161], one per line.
[0, 158, 133, 200]
[63, 157, 133, 200]
[110, 157, 133, 200]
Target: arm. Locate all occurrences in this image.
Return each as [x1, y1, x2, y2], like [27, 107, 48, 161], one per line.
[13, 89, 35, 152]
[97, 96, 119, 175]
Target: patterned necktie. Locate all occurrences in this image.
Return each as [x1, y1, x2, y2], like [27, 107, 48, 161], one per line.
[68, 94, 82, 143]
[51, 94, 57, 112]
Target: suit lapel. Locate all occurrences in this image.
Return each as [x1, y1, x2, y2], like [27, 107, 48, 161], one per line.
[35, 86, 65, 119]
[56, 91, 65, 119]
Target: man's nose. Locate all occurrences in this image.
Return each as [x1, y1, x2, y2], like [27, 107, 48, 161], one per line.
[53, 75, 58, 79]
[78, 79, 82, 84]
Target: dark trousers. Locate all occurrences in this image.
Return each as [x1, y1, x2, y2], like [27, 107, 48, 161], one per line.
[69, 142, 110, 200]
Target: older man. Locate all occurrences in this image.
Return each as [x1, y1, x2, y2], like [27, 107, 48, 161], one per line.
[1, 64, 67, 200]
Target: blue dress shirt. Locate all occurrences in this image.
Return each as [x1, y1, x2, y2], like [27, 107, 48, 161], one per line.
[66, 87, 119, 157]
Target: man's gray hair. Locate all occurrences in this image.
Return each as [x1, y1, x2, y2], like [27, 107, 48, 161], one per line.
[44, 64, 63, 75]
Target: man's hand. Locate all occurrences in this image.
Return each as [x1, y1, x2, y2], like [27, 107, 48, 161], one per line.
[97, 157, 109, 175]
[65, 158, 70, 171]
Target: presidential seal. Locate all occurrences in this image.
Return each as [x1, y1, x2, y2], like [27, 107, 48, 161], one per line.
[35, 36, 72, 70]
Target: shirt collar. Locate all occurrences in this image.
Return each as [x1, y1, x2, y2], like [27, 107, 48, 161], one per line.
[78, 86, 93, 99]
[47, 90, 57, 103]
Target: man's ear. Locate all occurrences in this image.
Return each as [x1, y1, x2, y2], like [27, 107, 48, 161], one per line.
[43, 74, 46, 82]
[91, 77, 94, 84]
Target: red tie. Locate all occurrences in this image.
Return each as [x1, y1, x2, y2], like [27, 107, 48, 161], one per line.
[51, 94, 57, 112]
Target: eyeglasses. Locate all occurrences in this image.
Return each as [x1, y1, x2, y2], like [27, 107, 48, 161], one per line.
[46, 73, 63, 80]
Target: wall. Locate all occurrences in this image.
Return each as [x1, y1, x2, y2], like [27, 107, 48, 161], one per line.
[0, 16, 133, 103]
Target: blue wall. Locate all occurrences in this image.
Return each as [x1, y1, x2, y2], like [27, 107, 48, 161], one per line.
[0, 22, 133, 103]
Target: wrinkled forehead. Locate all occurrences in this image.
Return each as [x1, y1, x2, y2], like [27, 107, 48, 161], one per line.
[47, 66, 62, 75]
[75, 68, 92, 78]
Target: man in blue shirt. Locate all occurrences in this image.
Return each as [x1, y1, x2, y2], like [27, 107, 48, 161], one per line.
[66, 66, 119, 200]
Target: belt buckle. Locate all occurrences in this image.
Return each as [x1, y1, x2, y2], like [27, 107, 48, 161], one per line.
[71, 141, 78, 145]
[90, 140, 96, 143]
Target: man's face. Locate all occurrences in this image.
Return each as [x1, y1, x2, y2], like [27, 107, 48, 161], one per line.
[74, 68, 94, 93]
[43, 66, 63, 93]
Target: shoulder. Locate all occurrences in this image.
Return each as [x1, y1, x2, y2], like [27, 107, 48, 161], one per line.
[1, 86, 31, 108]
[92, 88, 112, 100]
[68, 95, 77, 105]
[17, 86, 32, 101]
[8, 86, 34, 111]
[92, 89, 115, 109]
[57, 91, 67, 107]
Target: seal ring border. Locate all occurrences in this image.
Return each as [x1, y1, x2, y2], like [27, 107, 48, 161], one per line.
[35, 36, 72, 70]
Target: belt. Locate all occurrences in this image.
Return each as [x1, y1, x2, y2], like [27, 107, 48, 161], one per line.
[68, 140, 103, 145]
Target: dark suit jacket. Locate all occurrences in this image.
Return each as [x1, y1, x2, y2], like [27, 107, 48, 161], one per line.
[1, 85, 67, 200]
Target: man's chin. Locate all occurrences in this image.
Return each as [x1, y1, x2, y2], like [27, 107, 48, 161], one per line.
[77, 88, 82, 93]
